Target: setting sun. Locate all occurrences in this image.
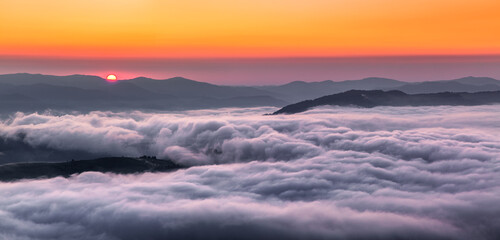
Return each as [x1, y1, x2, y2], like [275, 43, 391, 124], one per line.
[106, 74, 117, 82]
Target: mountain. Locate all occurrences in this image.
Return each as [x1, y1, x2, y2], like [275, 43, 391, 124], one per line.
[129, 77, 274, 98]
[450, 76, 500, 86]
[0, 82, 176, 112]
[394, 77, 500, 94]
[0, 157, 183, 182]
[0, 74, 274, 98]
[0, 73, 108, 89]
[260, 76, 500, 102]
[259, 77, 407, 102]
[0, 74, 287, 112]
[395, 82, 500, 94]
[334, 77, 407, 89]
[2, 73, 500, 113]
[272, 90, 500, 114]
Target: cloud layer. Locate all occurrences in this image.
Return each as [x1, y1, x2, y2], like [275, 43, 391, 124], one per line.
[0, 105, 500, 239]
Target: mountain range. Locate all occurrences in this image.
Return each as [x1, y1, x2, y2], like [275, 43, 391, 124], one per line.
[258, 76, 500, 102]
[1, 73, 500, 112]
[273, 90, 500, 114]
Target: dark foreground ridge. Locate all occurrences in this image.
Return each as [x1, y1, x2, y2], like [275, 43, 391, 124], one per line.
[0, 157, 184, 182]
[273, 90, 500, 114]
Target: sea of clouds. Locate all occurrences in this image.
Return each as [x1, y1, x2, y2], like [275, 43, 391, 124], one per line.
[0, 105, 499, 239]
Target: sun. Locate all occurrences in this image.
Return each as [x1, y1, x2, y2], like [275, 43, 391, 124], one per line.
[106, 74, 117, 82]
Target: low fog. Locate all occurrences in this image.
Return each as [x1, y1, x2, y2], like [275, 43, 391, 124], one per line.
[0, 106, 499, 239]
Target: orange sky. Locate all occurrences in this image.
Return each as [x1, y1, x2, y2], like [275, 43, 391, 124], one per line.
[1, 0, 500, 58]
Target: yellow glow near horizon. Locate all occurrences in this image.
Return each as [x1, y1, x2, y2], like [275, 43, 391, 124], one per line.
[1, 0, 499, 58]
[106, 74, 117, 82]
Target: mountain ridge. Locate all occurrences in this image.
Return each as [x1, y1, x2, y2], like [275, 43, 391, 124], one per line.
[0, 157, 184, 182]
[1, 73, 499, 112]
[272, 90, 500, 114]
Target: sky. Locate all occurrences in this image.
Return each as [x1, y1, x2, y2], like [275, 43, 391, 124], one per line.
[1, 0, 500, 84]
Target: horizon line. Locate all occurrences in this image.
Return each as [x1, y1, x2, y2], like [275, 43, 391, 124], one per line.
[1, 72, 497, 84]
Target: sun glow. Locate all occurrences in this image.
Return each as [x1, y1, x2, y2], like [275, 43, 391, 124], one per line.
[106, 74, 117, 82]
[1, 0, 499, 58]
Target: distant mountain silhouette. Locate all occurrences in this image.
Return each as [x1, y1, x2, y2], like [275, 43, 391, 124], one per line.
[260, 77, 500, 102]
[393, 77, 500, 94]
[1, 73, 500, 112]
[259, 77, 407, 102]
[129, 76, 273, 98]
[0, 157, 183, 182]
[450, 76, 500, 86]
[272, 90, 500, 114]
[0, 73, 108, 89]
[0, 74, 287, 112]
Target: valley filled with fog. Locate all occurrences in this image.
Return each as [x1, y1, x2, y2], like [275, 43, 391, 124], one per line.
[1, 105, 499, 239]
